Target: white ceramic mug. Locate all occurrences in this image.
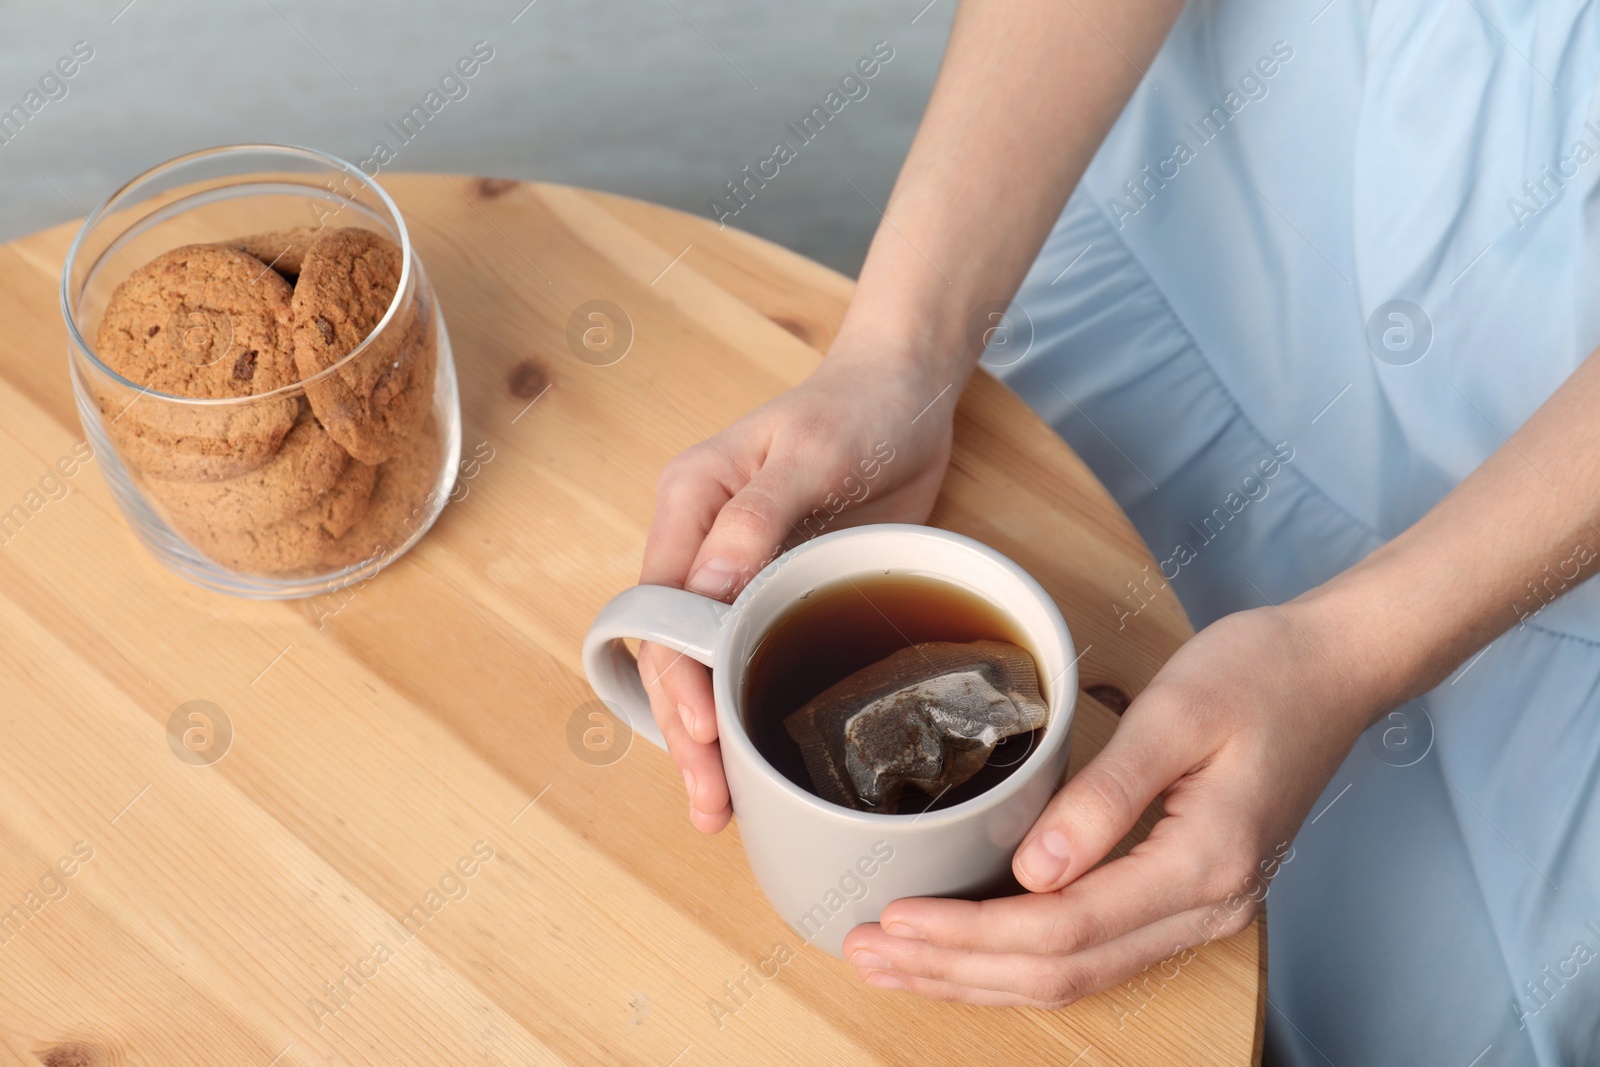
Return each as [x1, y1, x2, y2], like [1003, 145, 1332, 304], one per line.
[581, 524, 1077, 958]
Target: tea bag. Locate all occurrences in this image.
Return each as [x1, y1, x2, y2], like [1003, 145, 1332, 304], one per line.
[783, 639, 1049, 814]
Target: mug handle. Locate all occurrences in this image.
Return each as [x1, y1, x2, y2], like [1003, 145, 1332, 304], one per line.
[582, 585, 730, 750]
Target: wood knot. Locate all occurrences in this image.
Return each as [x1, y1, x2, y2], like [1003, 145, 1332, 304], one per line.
[1085, 684, 1131, 716]
[37, 1043, 106, 1067]
[508, 359, 550, 399]
[474, 177, 520, 200]
[768, 315, 813, 346]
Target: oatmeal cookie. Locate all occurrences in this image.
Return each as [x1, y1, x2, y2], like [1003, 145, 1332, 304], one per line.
[143, 402, 351, 530]
[322, 413, 444, 569]
[173, 457, 378, 575]
[290, 227, 435, 464]
[93, 243, 299, 480]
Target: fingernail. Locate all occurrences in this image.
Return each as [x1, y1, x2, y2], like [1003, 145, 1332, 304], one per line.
[686, 557, 738, 599]
[865, 972, 906, 991]
[677, 702, 693, 735]
[1019, 829, 1071, 886]
[883, 922, 922, 940]
[683, 768, 697, 810]
[849, 949, 890, 970]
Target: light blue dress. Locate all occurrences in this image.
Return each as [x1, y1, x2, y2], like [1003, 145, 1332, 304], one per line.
[990, 1, 1600, 1063]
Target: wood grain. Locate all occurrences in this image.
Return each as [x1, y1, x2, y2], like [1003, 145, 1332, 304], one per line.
[0, 175, 1261, 1066]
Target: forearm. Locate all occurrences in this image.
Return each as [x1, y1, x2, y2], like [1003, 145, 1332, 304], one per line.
[1299, 348, 1600, 716]
[833, 0, 1188, 383]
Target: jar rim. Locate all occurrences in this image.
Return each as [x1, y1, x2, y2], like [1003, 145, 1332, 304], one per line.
[59, 143, 415, 408]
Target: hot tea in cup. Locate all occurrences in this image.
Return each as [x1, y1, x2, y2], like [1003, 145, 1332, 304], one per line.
[582, 524, 1077, 957]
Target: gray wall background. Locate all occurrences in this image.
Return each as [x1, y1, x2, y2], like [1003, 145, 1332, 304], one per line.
[0, 1, 955, 276]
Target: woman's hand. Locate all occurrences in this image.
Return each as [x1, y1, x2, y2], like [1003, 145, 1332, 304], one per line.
[630, 0, 1188, 835]
[637, 344, 960, 832]
[842, 594, 1394, 1006]
[835, 343, 1600, 1006]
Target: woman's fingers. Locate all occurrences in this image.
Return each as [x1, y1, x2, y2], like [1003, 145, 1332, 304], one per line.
[684, 457, 826, 600]
[874, 828, 1218, 957]
[845, 904, 1224, 1009]
[831, 604, 1345, 1009]
[638, 637, 717, 744]
[641, 443, 736, 589]
[1012, 701, 1193, 893]
[636, 413, 853, 836]
[637, 641, 730, 832]
[852, 971, 1040, 1007]
[636, 443, 737, 806]
[644, 650, 732, 832]
[639, 630, 718, 747]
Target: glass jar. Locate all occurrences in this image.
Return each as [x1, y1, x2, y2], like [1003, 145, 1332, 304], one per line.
[61, 144, 462, 599]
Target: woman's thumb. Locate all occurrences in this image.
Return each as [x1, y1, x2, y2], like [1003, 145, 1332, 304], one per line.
[1013, 713, 1183, 893]
[685, 469, 811, 601]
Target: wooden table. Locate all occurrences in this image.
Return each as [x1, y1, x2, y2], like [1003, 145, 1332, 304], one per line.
[0, 175, 1262, 1066]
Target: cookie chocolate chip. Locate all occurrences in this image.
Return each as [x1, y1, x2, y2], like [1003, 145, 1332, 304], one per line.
[171, 457, 378, 575]
[290, 227, 436, 465]
[322, 412, 443, 569]
[93, 243, 299, 481]
[96, 243, 299, 397]
[143, 402, 351, 530]
[93, 226, 445, 581]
